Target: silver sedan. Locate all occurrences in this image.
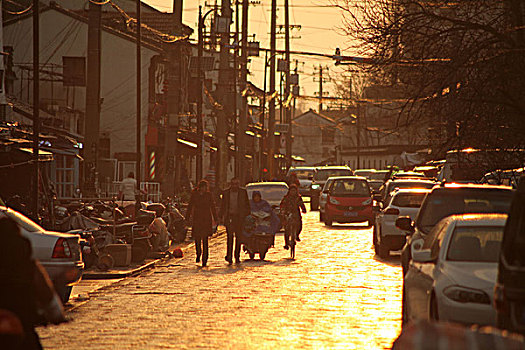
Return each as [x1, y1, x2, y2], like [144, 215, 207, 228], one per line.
[0, 206, 84, 303]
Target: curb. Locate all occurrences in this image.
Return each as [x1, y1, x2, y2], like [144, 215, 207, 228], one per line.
[82, 227, 227, 280]
[82, 260, 159, 280]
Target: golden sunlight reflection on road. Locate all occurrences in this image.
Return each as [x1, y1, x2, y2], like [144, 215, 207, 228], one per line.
[40, 211, 402, 350]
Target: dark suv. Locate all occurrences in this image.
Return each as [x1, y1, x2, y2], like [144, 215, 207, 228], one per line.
[495, 179, 525, 334]
[396, 184, 514, 275]
[310, 166, 354, 210]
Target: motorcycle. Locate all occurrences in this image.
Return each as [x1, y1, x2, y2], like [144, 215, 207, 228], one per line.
[242, 211, 276, 261]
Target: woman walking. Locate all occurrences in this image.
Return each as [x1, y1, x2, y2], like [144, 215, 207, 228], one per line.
[186, 180, 217, 267]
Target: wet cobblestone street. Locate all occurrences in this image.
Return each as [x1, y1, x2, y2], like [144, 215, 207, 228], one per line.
[38, 211, 403, 349]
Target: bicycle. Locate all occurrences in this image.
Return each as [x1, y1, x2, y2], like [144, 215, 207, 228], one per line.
[285, 213, 299, 259]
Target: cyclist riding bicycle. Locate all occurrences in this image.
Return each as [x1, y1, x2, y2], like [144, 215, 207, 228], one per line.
[279, 184, 307, 250]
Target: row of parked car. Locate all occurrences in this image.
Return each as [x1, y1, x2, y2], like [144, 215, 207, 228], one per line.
[289, 164, 525, 335]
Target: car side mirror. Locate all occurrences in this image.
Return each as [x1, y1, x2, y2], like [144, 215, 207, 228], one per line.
[396, 216, 414, 234]
[412, 248, 434, 263]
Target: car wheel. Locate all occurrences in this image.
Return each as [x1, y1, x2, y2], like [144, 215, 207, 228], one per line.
[60, 286, 73, 304]
[402, 288, 408, 326]
[259, 250, 267, 260]
[378, 241, 390, 259]
[248, 252, 255, 260]
[373, 225, 378, 247]
[430, 294, 439, 321]
[311, 196, 319, 211]
[324, 218, 333, 227]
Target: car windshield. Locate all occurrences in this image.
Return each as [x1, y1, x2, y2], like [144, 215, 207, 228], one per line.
[314, 169, 353, 181]
[447, 225, 503, 262]
[355, 170, 374, 178]
[4, 209, 43, 232]
[331, 179, 370, 196]
[370, 171, 389, 181]
[369, 180, 383, 191]
[392, 192, 427, 208]
[417, 190, 513, 234]
[290, 169, 314, 179]
[387, 181, 435, 194]
[247, 185, 288, 202]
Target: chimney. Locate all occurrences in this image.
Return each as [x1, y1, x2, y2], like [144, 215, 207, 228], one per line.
[173, 0, 183, 33]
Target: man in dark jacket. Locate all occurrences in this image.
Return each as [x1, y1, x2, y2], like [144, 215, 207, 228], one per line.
[220, 177, 251, 264]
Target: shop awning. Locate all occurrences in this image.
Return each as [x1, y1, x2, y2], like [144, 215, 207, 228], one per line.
[18, 148, 54, 162]
[177, 138, 197, 149]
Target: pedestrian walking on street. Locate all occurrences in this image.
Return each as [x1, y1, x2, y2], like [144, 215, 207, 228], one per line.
[220, 177, 250, 264]
[186, 180, 217, 267]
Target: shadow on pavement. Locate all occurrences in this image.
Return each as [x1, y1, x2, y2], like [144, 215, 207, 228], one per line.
[189, 256, 298, 275]
[324, 223, 372, 230]
[373, 252, 402, 267]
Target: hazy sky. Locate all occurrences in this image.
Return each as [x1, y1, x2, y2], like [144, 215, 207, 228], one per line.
[145, 0, 354, 111]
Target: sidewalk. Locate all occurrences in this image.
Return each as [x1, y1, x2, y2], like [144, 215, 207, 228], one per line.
[67, 227, 226, 307]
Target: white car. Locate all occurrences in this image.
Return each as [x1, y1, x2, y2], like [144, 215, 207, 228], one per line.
[246, 182, 289, 214]
[374, 189, 430, 258]
[286, 167, 315, 196]
[0, 206, 84, 302]
[403, 213, 506, 326]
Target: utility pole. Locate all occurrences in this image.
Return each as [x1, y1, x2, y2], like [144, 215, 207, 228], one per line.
[268, 0, 277, 178]
[196, 6, 204, 182]
[32, 0, 40, 217]
[217, 0, 232, 190]
[318, 65, 323, 113]
[284, 0, 292, 169]
[0, 0, 6, 122]
[233, 0, 239, 179]
[259, 50, 268, 180]
[313, 65, 330, 113]
[238, 0, 249, 183]
[84, 1, 102, 197]
[136, 0, 142, 190]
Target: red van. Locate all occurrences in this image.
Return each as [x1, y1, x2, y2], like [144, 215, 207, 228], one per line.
[323, 176, 373, 227]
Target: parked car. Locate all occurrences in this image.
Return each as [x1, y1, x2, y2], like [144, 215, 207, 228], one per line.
[310, 166, 354, 210]
[374, 188, 431, 258]
[413, 165, 440, 179]
[319, 177, 337, 222]
[396, 184, 514, 276]
[379, 179, 436, 205]
[354, 169, 376, 179]
[286, 166, 316, 196]
[321, 176, 373, 227]
[403, 214, 506, 326]
[0, 206, 84, 303]
[480, 167, 524, 189]
[246, 182, 289, 215]
[392, 171, 426, 180]
[494, 178, 525, 334]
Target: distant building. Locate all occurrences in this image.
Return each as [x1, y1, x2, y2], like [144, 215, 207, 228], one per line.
[292, 109, 342, 166]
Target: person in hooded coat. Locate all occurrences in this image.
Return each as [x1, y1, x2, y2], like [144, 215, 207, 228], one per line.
[186, 180, 217, 267]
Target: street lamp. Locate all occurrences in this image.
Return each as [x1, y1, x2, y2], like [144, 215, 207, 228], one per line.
[196, 6, 218, 181]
